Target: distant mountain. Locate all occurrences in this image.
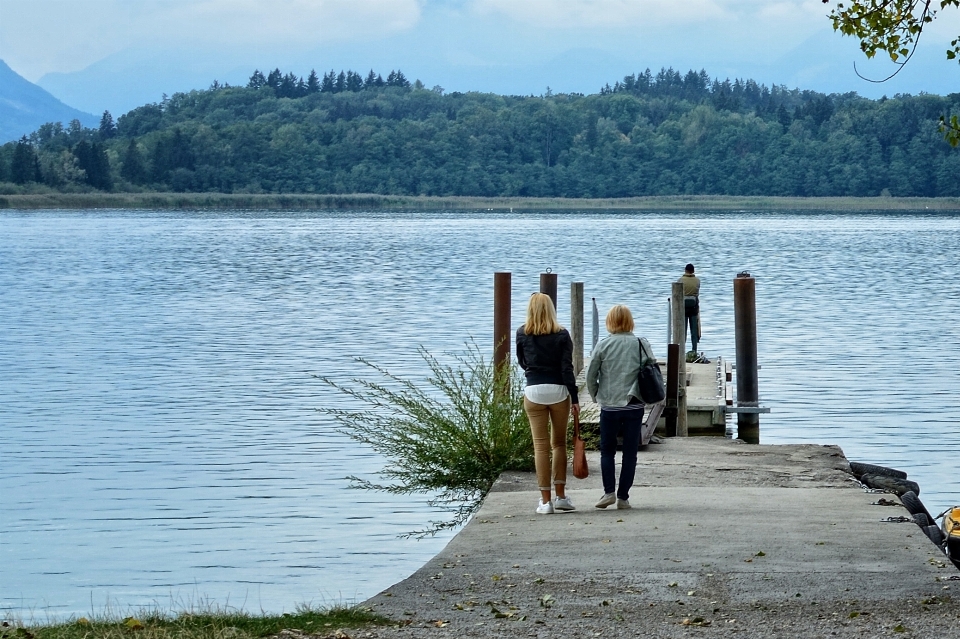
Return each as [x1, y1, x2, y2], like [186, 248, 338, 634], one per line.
[37, 48, 254, 117]
[0, 60, 98, 143]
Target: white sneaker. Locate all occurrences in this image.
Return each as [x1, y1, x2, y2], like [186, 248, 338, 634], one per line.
[595, 493, 616, 509]
[554, 496, 576, 511]
[536, 499, 555, 514]
[616, 498, 632, 510]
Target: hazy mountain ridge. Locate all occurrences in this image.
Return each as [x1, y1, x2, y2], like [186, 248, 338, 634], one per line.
[0, 60, 98, 143]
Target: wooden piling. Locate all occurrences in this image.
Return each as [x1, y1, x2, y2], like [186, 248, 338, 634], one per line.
[540, 271, 558, 309]
[591, 298, 599, 351]
[670, 281, 688, 436]
[665, 342, 680, 437]
[734, 272, 760, 444]
[493, 272, 511, 379]
[571, 282, 584, 375]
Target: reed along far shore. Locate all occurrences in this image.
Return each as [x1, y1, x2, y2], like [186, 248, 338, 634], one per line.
[3, 192, 960, 212]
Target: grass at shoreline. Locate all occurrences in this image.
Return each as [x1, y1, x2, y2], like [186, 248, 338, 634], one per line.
[2, 192, 960, 211]
[2, 605, 390, 639]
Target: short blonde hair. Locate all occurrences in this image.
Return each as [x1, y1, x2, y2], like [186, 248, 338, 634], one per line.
[524, 293, 563, 336]
[606, 304, 634, 334]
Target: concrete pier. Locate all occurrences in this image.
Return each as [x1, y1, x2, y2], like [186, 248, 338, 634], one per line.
[360, 439, 959, 637]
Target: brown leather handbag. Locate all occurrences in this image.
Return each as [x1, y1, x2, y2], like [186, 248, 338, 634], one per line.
[572, 412, 588, 479]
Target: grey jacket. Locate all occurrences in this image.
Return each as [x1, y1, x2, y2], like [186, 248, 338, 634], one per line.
[586, 332, 655, 408]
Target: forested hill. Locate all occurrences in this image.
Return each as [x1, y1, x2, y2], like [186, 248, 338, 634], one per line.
[2, 67, 959, 197]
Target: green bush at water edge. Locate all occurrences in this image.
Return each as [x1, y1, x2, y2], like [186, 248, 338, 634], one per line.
[319, 342, 533, 537]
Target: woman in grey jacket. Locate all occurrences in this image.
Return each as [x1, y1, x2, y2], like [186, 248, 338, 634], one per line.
[586, 304, 655, 509]
[517, 293, 580, 514]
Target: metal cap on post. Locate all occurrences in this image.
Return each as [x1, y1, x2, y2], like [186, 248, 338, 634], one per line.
[734, 272, 760, 444]
[540, 270, 558, 309]
[493, 272, 512, 387]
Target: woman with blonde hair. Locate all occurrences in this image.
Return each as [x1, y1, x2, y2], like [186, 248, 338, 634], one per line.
[516, 293, 580, 514]
[586, 304, 655, 510]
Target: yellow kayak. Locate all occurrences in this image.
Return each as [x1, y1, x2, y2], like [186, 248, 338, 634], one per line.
[943, 506, 960, 570]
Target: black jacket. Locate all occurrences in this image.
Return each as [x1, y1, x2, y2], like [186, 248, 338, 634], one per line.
[516, 327, 579, 404]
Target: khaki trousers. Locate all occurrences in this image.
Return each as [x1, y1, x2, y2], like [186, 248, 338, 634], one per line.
[523, 396, 570, 491]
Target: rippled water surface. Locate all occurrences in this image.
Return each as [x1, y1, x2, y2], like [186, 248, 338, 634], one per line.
[3, 209, 959, 616]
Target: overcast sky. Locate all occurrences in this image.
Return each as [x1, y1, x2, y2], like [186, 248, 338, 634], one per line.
[1, 1, 959, 114]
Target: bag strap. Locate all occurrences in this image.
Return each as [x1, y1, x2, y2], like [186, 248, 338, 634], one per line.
[637, 337, 649, 367]
[573, 411, 581, 440]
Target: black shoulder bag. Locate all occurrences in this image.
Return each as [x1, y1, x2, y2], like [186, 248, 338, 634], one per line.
[637, 339, 666, 404]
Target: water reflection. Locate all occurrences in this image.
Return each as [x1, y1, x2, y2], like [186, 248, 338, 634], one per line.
[2, 209, 958, 615]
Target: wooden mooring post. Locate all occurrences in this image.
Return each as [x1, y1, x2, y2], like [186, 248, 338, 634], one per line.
[493, 272, 511, 390]
[734, 272, 760, 444]
[571, 282, 584, 375]
[670, 281, 688, 436]
[540, 271, 557, 309]
[664, 342, 680, 437]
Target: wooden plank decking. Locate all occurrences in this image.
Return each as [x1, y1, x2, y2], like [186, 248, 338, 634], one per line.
[576, 355, 728, 436]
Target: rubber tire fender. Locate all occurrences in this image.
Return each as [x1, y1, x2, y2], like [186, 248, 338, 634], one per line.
[900, 491, 934, 523]
[861, 474, 920, 496]
[849, 461, 907, 480]
[922, 525, 945, 548]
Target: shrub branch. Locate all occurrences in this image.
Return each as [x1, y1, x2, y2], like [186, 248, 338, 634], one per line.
[317, 342, 533, 537]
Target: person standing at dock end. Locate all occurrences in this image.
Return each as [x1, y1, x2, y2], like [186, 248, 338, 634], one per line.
[679, 264, 701, 355]
[517, 293, 580, 515]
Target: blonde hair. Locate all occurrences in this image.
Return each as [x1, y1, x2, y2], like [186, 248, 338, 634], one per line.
[606, 304, 634, 334]
[524, 293, 563, 335]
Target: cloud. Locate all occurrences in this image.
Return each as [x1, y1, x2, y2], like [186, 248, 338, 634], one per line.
[155, 0, 423, 46]
[468, 0, 834, 30]
[471, 0, 722, 29]
[0, 0, 424, 79]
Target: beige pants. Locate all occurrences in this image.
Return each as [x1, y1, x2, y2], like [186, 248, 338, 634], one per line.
[523, 396, 570, 491]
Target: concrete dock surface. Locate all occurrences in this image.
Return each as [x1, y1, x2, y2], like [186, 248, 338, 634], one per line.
[358, 439, 959, 637]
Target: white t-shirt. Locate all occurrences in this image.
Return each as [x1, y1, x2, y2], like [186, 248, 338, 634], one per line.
[524, 383, 570, 405]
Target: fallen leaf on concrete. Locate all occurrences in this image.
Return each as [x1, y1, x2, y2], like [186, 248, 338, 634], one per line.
[540, 594, 555, 608]
[680, 617, 711, 627]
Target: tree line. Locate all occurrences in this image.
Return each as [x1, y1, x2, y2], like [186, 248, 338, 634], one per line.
[245, 67, 413, 99]
[1, 66, 958, 197]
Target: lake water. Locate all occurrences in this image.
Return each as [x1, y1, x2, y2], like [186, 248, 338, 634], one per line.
[3, 209, 959, 617]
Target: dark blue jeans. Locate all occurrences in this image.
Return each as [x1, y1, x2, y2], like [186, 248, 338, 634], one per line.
[686, 313, 699, 352]
[598, 407, 644, 500]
